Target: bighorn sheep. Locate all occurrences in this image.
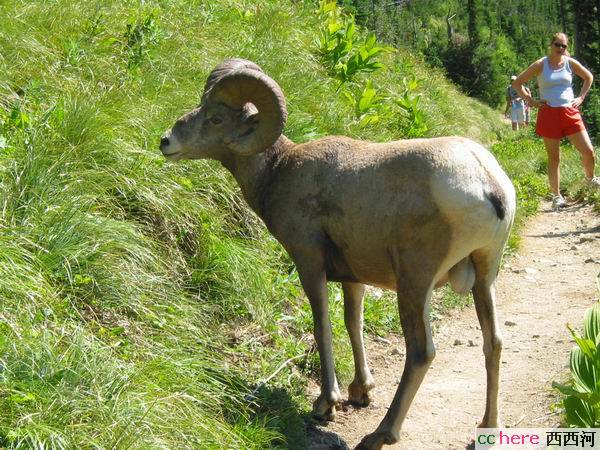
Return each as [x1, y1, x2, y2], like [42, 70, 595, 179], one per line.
[160, 59, 516, 449]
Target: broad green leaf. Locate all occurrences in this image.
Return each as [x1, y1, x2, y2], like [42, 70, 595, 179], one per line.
[321, 2, 337, 14]
[368, 47, 384, 57]
[553, 381, 583, 397]
[570, 347, 597, 393]
[365, 62, 384, 71]
[584, 302, 600, 343]
[359, 47, 369, 62]
[365, 33, 376, 50]
[569, 325, 596, 359]
[346, 20, 355, 40]
[563, 395, 597, 427]
[407, 79, 419, 91]
[359, 114, 379, 127]
[328, 22, 342, 35]
[341, 90, 356, 106]
[553, 382, 600, 405]
[359, 89, 377, 112]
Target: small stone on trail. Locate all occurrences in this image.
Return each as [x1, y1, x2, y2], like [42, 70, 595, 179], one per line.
[505, 320, 517, 326]
[532, 334, 540, 338]
[584, 257, 599, 264]
[536, 257, 556, 265]
[391, 347, 404, 356]
[454, 339, 463, 346]
[570, 245, 579, 251]
[374, 336, 391, 345]
[468, 340, 476, 347]
[578, 236, 594, 244]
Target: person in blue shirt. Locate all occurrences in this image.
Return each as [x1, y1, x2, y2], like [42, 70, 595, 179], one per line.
[505, 75, 526, 131]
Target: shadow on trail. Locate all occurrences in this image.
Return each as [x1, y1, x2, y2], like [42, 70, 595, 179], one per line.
[306, 420, 350, 449]
[526, 203, 600, 239]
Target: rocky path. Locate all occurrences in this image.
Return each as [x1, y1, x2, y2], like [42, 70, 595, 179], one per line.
[308, 201, 600, 449]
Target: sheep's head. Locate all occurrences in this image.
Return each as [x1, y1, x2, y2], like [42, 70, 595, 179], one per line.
[160, 59, 287, 161]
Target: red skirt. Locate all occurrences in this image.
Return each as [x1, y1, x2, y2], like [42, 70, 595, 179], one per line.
[536, 105, 585, 139]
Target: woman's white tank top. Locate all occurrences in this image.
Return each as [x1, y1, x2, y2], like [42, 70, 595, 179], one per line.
[537, 57, 574, 107]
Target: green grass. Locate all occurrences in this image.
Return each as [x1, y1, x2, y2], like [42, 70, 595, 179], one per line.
[0, 0, 596, 448]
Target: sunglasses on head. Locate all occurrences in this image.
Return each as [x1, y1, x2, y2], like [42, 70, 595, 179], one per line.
[553, 42, 567, 49]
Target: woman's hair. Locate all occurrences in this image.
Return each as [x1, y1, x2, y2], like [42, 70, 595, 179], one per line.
[550, 32, 570, 56]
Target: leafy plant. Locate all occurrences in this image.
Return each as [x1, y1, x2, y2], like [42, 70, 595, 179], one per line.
[395, 77, 428, 138]
[317, 1, 355, 70]
[342, 79, 389, 127]
[553, 281, 600, 427]
[316, 1, 393, 85]
[336, 33, 393, 84]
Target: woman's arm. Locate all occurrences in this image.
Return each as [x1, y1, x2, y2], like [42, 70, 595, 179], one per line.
[512, 59, 545, 107]
[569, 58, 593, 108]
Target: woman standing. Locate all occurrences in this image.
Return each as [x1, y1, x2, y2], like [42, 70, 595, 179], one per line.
[512, 32, 600, 210]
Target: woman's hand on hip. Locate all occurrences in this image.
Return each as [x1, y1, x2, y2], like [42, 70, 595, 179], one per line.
[571, 96, 584, 109]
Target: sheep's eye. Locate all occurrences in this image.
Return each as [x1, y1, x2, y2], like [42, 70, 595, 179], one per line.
[209, 117, 222, 125]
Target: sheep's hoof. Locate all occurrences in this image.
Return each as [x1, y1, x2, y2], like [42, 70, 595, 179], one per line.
[348, 379, 375, 407]
[355, 430, 398, 450]
[312, 391, 342, 421]
[478, 418, 502, 429]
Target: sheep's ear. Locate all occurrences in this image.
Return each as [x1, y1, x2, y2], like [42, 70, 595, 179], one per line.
[224, 103, 262, 154]
[240, 103, 259, 123]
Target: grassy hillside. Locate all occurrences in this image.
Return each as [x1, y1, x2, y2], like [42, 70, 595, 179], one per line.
[0, 1, 596, 448]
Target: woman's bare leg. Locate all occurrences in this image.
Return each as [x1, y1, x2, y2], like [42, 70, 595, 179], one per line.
[543, 137, 561, 196]
[567, 129, 596, 180]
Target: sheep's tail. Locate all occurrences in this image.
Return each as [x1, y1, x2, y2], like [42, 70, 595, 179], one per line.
[448, 256, 476, 295]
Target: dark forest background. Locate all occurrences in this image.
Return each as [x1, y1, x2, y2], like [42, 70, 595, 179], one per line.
[342, 0, 600, 140]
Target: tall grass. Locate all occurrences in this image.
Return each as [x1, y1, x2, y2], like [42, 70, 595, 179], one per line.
[0, 0, 584, 447]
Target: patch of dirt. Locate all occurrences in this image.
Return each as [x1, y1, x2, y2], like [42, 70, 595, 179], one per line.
[307, 201, 600, 449]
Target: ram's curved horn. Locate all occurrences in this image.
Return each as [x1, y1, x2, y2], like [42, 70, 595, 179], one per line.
[201, 58, 265, 102]
[205, 67, 287, 156]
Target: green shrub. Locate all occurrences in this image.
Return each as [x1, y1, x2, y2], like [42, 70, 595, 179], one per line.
[553, 280, 600, 427]
[316, 1, 393, 86]
[395, 76, 428, 138]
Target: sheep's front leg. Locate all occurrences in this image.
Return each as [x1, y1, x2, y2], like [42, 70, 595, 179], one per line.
[342, 282, 374, 406]
[356, 280, 435, 450]
[294, 251, 341, 421]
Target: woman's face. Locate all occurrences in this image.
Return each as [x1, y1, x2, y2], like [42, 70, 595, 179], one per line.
[552, 36, 568, 56]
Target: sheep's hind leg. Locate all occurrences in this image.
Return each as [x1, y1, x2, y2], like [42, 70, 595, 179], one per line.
[471, 249, 503, 429]
[356, 278, 435, 450]
[342, 282, 374, 406]
[294, 250, 342, 421]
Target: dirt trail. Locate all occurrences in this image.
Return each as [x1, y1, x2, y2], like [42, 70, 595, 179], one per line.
[308, 201, 600, 450]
